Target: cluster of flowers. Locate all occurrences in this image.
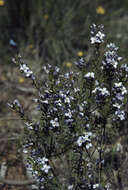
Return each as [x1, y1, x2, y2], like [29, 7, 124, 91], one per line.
[9, 24, 128, 190]
[102, 43, 122, 70]
[84, 72, 95, 79]
[20, 63, 33, 78]
[112, 82, 127, 120]
[12, 55, 34, 78]
[100, 41, 127, 120]
[90, 24, 105, 44]
[77, 131, 92, 149]
[92, 86, 110, 104]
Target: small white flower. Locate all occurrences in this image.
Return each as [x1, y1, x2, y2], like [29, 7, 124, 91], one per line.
[79, 112, 84, 117]
[95, 80, 99, 86]
[101, 87, 110, 96]
[41, 164, 50, 173]
[59, 91, 65, 98]
[50, 118, 59, 127]
[42, 100, 49, 104]
[113, 103, 121, 109]
[20, 64, 33, 77]
[74, 88, 80, 93]
[105, 183, 110, 190]
[91, 31, 105, 44]
[56, 79, 60, 85]
[114, 82, 122, 88]
[112, 61, 118, 69]
[77, 136, 84, 146]
[42, 157, 48, 163]
[55, 99, 62, 107]
[117, 57, 122, 61]
[20, 64, 28, 72]
[68, 185, 73, 190]
[107, 43, 118, 51]
[64, 96, 70, 104]
[84, 72, 95, 79]
[43, 66, 49, 74]
[38, 157, 51, 174]
[65, 110, 72, 118]
[121, 64, 128, 71]
[114, 82, 127, 95]
[84, 131, 92, 137]
[121, 86, 127, 95]
[96, 31, 105, 40]
[25, 122, 33, 130]
[93, 183, 99, 189]
[86, 143, 92, 149]
[55, 66, 60, 72]
[77, 132, 92, 147]
[64, 73, 70, 79]
[92, 87, 99, 94]
[115, 110, 125, 120]
[92, 87, 110, 96]
[90, 37, 96, 44]
[23, 149, 28, 154]
[88, 174, 92, 178]
[116, 93, 124, 101]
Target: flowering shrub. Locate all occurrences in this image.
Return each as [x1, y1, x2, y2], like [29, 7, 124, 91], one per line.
[8, 24, 128, 190]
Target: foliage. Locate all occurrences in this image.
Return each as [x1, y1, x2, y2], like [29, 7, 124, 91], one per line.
[8, 24, 128, 190]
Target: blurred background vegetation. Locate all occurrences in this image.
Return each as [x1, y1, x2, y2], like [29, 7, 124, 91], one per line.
[1, 0, 128, 66]
[0, 0, 128, 189]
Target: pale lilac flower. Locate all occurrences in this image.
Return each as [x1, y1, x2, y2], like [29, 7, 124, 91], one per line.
[91, 31, 105, 44]
[41, 164, 50, 173]
[114, 82, 122, 88]
[92, 87, 110, 96]
[93, 183, 99, 189]
[77, 132, 92, 147]
[65, 110, 72, 118]
[68, 185, 73, 190]
[50, 118, 59, 127]
[90, 24, 105, 44]
[20, 64, 33, 77]
[84, 72, 95, 79]
[115, 110, 125, 120]
[64, 96, 70, 104]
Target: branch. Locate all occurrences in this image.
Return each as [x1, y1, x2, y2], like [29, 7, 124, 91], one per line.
[0, 178, 37, 186]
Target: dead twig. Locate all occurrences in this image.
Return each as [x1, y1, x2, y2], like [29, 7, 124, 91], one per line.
[0, 178, 37, 186]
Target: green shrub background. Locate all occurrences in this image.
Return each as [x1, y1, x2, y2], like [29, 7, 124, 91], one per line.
[1, 0, 128, 65]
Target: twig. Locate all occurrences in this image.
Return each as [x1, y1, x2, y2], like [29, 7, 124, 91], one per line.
[0, 178, 37, 186]
[0, 117, 23, 121]
[0, 162, 7, 179]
